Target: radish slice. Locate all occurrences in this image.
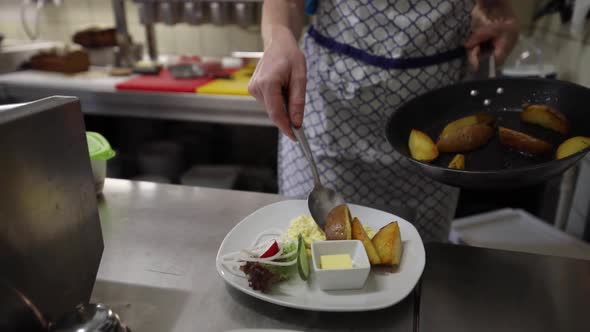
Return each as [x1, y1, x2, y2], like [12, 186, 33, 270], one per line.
[259, 240, 279, 258]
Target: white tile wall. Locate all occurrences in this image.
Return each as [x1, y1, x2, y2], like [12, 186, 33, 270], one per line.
[0, 0, 262, 57]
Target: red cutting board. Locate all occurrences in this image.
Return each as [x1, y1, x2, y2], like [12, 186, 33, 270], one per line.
[115, 69, 235, 93]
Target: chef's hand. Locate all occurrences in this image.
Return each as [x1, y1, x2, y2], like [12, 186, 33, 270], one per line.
[248, 25, 307, 140]
[465, 0, 520, 70]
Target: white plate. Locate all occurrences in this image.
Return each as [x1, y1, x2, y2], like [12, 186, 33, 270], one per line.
[216, 200, 425, 312]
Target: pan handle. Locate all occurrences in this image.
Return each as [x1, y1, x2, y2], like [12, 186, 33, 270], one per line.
[468, 41, 497, 80]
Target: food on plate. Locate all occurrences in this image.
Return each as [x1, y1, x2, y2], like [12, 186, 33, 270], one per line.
[324, 204, 352, 240]
[351, 217, 382, 265]
[440, 113, 495, 137]
[556, 136, 590, 159]
[259, 240, 280, 258]
[297, 234, 310, 280]
[436, 123, 494, 153]
[221, 229, 300, 292]
[498, 126, 553, 155]
[221, 210, 406, 293]
[521, 104, 569, 135]
[448, 154, 465, 170]
[371, 222, 403, 267]
[320, 254, 353, 269]
[284, 215, 326, 249]
[409, 129, 439, 162]
[363, 225, 377, 239]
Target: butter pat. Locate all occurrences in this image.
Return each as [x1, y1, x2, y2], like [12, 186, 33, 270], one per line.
[320, 254, 353, 269]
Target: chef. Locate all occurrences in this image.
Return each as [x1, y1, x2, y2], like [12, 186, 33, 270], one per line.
[248, 0, 519, 242]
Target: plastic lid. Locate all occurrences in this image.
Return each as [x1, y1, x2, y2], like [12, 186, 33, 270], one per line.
[86, 131, 116, 160]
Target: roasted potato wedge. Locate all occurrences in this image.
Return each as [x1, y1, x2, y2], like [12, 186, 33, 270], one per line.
[440, 113, 495, 137]
[448, 154, 465, 170]
[371, 221, 403, 267]
[409, 129, 439, 162]
[324, 204, 352, 241]
[521, 104, 569, 135]
[437, 124, 494, 153]
[556, 136, 590, 159]
[351, 217, 382, 265]
[498, 126, 553, 155]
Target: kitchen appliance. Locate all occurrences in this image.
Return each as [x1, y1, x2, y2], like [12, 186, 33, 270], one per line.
[419, 243, 590, 332]
[0, 97, 104, 322]
[127, 0, 263, 61]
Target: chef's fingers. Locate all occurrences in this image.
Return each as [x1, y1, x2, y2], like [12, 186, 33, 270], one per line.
[287, 55, 307, 129]
[247, 60, 266, 102]
[464, 25, 497, 49]
[467, 45, 480, 71]
[264, 83, 296, 140]
[465, 22, 519, 67]
[493, 25, 519, 66]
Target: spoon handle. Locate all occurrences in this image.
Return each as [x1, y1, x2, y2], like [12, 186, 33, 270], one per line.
[292, 126, 322, 187]
[283, 91, 322, 187]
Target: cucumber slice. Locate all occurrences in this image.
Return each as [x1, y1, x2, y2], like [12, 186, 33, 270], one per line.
[297, 234, 310, 281]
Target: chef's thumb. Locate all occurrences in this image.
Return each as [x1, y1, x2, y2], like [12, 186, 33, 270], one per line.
[287, 67, 307, 129]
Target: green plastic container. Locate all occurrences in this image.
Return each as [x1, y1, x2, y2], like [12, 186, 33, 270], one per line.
[86, 132, 115, 194]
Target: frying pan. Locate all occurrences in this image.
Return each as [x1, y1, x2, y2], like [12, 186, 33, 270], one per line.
[385, 77, 590, 190]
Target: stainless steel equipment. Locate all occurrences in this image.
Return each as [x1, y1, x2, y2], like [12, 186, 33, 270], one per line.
[128, 0, 263, 61]
[419, 243, 590, 332]
[112, 0, 143, 67]
[0, 97, 104, 322]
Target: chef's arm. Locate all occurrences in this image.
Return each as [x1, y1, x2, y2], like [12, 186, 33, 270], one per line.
[249, 0, 307, 139]
[261, 0, 305, 48]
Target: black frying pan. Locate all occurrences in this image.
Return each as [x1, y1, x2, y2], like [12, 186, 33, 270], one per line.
[386, 77, 590, 190]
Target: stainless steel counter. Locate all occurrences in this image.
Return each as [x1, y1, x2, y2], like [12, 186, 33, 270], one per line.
[0, 70, 270, 126]
[93, 179, 415, 332]
[91, 179, 590, 332]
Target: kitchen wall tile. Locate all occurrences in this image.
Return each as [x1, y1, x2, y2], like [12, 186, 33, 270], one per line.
[88, 0, 114, 25]
[0, 0, 22, 23]
[174, 24, 201, 55]
[62, 0, 92, 24]
[128, 23, 147, 45]
[198, 24, 230, 56]
[124, 0, 141, 24]
[38, 21, 67, 43]
[37, 1, 65, 24]
[155, 24, 178, 54]
[1, 22, 27, 41]
[227, 26, 262, 52]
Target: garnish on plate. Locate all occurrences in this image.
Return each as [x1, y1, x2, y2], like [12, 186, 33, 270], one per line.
[220, 229, 303, 293]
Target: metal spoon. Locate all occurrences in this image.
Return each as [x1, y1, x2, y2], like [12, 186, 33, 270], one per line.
[290, 125, 346, 229]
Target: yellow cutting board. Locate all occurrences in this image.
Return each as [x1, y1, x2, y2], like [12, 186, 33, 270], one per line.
[196, 68, 253, 96]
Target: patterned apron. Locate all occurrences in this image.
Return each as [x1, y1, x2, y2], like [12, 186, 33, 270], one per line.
[279, 0, 475, 242]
